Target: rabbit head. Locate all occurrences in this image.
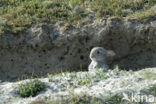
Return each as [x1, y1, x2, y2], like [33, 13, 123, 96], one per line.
[90, 47, 115, 62]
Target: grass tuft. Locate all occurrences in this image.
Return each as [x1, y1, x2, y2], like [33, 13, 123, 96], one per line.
[17, 79, 46, 97]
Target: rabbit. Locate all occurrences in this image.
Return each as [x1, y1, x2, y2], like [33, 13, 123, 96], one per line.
[88, 47, 115, 71]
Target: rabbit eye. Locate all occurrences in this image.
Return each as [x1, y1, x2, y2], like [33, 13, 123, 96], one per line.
[97, 51, 100, 54]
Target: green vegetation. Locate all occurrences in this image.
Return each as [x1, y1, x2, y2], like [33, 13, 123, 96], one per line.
[49, 69, 108, 91]
[48, 68, 133, 91]
[103, 94, 124, 104]
[30, 94, 104, 104]
[139, 69, 156, 80]
[30, 93, 125, 104]
[17, 79, 46, 97]
[141, 84, 156, 96]
[0, 0, 156, 34]
[148, 84, 156, 96]
[3, 67, 156, 104]
[128, 4, 156, 20]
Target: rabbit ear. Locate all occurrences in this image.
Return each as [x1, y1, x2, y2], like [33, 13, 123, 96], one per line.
[105, 50, 115, 57]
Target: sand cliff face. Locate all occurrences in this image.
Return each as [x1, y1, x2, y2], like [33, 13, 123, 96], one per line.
[1, 17, 156, 81]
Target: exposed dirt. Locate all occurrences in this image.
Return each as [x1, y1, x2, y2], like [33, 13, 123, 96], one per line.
[1, 17, 156, 81]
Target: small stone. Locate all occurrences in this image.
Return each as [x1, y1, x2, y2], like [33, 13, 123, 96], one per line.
[72, 5, 84, 15]
[122, 9, 133, 16]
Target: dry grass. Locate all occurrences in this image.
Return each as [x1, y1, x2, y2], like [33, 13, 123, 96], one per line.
[128, 6, 156, 20]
